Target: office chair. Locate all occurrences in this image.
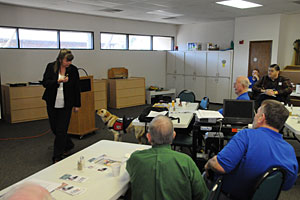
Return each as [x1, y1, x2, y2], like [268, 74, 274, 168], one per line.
[171, 117, 195, 153]
[206, 175, 224, 200]
[251, 167, 286, 200]
[178, 90, 196, 102]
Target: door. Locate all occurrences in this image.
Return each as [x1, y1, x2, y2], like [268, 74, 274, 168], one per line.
[175, 51, 185, 75]
[248, 41, 272, 77]
[195, 51, 207, 76]
[167, 51, 176, 74]
[185, 51, 196, 76]
[185, 76, 206, 101]
[218, 51, 232, 77]
[207, 51, 218, 77]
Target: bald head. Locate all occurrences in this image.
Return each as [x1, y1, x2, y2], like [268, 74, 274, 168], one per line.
[234, 76, 250, 96]
[4, 183, 53, 200]
[148, 115, 174, 145]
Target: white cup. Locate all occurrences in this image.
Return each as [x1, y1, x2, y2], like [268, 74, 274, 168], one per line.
[111, 163, 121, 177]
[182, 101, 187, 107]
[176, 98, 180, 105]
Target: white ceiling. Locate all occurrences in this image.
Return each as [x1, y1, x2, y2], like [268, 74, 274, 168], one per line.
[1, 0, 300, 24]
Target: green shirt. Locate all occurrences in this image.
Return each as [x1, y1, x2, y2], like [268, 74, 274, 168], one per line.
[126, 144, 208, 200]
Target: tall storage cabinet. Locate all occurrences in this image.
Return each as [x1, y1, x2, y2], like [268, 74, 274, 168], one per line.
[166, 50, 233, 103]
[206, 51, 233, 103]
[166, 51, 185, 96]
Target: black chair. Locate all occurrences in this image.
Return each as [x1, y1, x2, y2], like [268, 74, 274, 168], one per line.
[171, 117, 195, 153]
[178, 90, 196, 102]
[206, 176, 224, 200]
[251, 167, 286, 200]
[172, 131, 193, 153]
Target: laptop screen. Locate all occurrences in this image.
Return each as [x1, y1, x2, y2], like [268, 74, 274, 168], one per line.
[223, 99, 255, 124]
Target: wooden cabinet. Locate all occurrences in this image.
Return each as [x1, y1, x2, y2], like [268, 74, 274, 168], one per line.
[93, 79, 107, 110]
[1, 85, 47, 123]
[108, 77, 145, 109]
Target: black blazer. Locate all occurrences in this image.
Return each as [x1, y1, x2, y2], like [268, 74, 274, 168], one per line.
[42, 61, 81, 108]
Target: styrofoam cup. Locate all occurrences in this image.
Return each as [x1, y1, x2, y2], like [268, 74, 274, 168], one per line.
[182, 101, 187, 107]
[176, 98, 180, 105]
[111, 163, 121, 177]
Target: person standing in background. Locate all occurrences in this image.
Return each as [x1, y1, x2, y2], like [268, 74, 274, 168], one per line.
[248, 69, 260, 88]
[42, 49, 81, 163]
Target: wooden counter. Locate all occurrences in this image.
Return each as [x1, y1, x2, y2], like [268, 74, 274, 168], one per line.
[108, 77, 145, 108]
[1, 84, 47, 123]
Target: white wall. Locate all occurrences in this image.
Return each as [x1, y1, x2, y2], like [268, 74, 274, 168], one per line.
[233, 14, 281, 79]
[176, 20, 235, 51]
[232, 14, 281, 98]
[278, 14, 300, 68]
[0, 4, 177, 87]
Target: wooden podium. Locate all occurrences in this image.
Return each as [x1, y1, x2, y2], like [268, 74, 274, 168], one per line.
[68, 76, 98, 138]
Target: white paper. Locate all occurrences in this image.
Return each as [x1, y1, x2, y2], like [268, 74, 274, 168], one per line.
[146, 111, 168, 118]
[196, 110, 224, 119]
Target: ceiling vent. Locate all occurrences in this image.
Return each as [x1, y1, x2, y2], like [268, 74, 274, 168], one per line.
[162, 17, 177, 20]
[100, 8, 123, 13]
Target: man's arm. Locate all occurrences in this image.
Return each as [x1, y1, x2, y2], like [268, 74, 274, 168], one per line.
[277, 77, 293, 96]
[205, 155, 225, 175]
[252, 76, 265, 93]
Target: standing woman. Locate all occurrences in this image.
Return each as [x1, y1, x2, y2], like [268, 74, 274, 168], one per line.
[42, 49, 81, 163]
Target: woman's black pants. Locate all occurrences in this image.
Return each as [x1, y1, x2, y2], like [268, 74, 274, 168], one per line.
[47, 106, 74, 160]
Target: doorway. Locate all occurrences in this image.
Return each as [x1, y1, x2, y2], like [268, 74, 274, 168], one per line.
[248, 41, 272, 77]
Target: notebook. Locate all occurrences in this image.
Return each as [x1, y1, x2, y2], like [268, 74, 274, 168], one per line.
[222, 99, 255, 125]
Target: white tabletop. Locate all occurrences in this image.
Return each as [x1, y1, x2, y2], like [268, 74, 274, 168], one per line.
[0, 140, 150, 200]
[132, 102, 198, 129]
[285, 106, 300, 136]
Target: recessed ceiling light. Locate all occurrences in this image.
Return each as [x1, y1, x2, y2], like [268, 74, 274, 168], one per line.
[216, 0, 262, 9]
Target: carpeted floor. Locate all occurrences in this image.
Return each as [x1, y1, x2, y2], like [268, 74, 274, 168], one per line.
[0, 103, 299, 199]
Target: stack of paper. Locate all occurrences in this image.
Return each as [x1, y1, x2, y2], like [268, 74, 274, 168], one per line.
[196, 110, 223, 119]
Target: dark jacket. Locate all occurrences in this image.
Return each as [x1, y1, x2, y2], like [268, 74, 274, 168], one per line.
[252, 75, 293, 103]
[42, 61, 81, 108]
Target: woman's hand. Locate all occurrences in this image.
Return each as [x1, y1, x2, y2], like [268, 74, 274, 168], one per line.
[74, 107, 79, 112]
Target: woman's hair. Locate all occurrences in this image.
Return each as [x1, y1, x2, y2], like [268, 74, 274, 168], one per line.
[53, 49, 74, 73]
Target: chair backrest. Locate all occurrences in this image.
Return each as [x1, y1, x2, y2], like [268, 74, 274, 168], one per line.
[207, 176, 223, 200]
[178, 90, 196, 102]
[251, 167, 286, 200]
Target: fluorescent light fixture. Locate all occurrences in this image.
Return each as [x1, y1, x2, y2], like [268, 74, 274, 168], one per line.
[216, 0, 262, 9]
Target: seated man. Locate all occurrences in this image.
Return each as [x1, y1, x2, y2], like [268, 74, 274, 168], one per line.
[205, 100, 298, 200]
[252, 64, 293, 109]
[219, 76, 250, 114]
[126, 115, 208, 200]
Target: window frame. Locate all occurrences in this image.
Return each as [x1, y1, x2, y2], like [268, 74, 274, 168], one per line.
[100, 31, 174, 51]
[100, 32, 128, 50]
[0, 25, 94, 50]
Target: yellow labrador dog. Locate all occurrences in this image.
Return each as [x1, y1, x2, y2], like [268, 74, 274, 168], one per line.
[97, 109, 146, 143]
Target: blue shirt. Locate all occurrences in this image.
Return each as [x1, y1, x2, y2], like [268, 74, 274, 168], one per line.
[248, 76, 257, 88]
[219, 92, 250, 115]
[217, 127, 298, 199]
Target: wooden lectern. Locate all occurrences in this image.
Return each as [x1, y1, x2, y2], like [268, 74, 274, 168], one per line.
[68, 76, 98, 138]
